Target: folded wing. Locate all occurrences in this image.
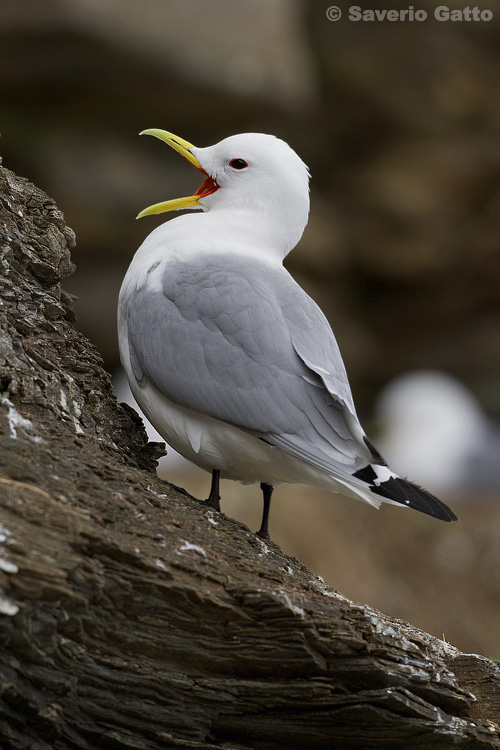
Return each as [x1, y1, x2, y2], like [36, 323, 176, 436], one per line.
[126, 254, 456, 521]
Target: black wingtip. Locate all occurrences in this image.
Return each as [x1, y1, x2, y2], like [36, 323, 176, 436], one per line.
[370, 476, 458, 522]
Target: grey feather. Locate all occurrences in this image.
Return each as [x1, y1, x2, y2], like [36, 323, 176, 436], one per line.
[127, 255, 372, 477]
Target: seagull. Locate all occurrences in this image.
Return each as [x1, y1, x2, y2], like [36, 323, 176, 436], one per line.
[118, 129, 457, 539]
[375, 370, 500, 494]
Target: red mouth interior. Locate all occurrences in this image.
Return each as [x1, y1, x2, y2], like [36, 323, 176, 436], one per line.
[194, 172, 219, 198]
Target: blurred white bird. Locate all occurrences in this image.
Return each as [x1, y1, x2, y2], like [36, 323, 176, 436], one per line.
[375, 370, 500, 495]
[118, 129, 457, 538]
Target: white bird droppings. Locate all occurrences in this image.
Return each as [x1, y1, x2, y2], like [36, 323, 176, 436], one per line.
[146, 486, 168, 499]
[59, 390, 68, 411]
[0, 525, 18, 574]
[206, 511, 219, 526]
[178, 540, 207, 557]
[278, 590, 305, 619]
[1, 396, 43, 442]
[257, 538, 270, 556]
[0, 596, 19, 616]
[0, 524, 11, 544]
[308, 578, 338, 599]
[0, 558, 18, 574]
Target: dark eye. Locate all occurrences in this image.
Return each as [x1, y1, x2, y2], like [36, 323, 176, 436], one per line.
[229, 158, 248, 170]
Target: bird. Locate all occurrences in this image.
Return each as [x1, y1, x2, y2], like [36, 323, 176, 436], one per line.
[118, 129, 457, 539]
[375, 370, 500, 495]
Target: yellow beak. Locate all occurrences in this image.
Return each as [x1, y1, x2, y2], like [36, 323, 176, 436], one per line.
[136, 129, 218, 219]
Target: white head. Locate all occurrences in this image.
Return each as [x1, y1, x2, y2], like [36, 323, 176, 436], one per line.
[137, 129, 310, 257]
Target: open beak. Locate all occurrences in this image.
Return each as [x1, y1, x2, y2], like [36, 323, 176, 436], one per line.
[136, 129, 219, 219]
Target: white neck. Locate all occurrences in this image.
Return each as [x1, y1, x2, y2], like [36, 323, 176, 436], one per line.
[203, 200, 308, 261]
[137, 200, 307, 269]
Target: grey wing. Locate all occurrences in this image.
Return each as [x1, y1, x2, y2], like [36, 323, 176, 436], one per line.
[271, 271, 371, 469]
[126, 256, 372, 476]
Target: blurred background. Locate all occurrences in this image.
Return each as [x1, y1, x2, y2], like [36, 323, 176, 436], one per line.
[1, 0, 500, 656]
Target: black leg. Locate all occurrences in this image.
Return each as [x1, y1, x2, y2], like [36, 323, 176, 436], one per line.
[256, 483, 273, 540]
[204, 469, 221, 512]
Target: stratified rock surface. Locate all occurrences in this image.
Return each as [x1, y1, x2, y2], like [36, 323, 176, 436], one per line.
[0, 165, 499, 748]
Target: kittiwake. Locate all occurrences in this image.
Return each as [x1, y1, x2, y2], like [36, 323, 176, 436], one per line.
[118, 129, 457, 539]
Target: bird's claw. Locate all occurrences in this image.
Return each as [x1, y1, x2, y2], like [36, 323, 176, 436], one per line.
[203, 495, 221, 512]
